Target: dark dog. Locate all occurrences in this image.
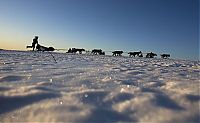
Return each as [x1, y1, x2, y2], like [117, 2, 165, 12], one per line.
[161, 54, 170, 59]
[112, 51, 123, 56]
[146, 52, 157, 58]
[128, 51, 142, 57]
[91, 49, 105, 55]
[67, 48, 85, 54]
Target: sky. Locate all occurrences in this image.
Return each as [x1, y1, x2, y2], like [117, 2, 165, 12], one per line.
[0, 0, 199, 60]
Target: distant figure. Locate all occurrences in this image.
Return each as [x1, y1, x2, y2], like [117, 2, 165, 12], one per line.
[91, 49, 105, 55]
[32, 36, 39, 51]
[112, 51, 123, 56]
[128, 51, 142, 57]
[146, 52, 157, 58]
[161, 54, 170, 59]
[66, 48, 85, 54]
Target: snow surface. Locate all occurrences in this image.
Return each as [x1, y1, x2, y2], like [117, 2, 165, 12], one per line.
[0, 50, 199, 122]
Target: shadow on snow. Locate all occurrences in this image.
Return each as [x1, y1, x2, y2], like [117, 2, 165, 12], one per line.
[0, 92, 61, 115]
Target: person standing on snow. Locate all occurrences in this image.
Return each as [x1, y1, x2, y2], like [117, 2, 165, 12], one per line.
[32, 36, 39, 51]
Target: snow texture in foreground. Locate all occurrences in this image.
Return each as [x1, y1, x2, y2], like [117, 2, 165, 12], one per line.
[0, 50, 199, 122]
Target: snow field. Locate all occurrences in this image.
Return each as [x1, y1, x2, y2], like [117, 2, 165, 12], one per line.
[0, 50, 199, 122]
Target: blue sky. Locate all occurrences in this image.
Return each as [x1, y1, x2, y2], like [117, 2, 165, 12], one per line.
[0, 0, 199, 60]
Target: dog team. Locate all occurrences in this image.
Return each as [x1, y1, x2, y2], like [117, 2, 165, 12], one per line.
[27, 36, 170, 59]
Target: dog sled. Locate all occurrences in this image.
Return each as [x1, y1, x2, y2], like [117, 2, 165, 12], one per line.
[26, 44, 55, 52]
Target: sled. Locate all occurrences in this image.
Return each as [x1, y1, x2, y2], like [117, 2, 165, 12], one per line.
[26, 44, 55, 52]
[26, 46, 33, 48]
[36, 44, 55, 52]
